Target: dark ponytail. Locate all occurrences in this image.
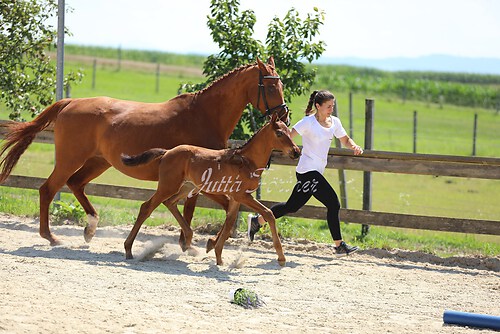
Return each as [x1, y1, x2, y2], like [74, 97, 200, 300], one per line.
[305, 90, 318, 116]
[304, 90, 335, 116]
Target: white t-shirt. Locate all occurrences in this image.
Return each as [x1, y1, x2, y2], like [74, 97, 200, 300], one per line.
[293, 114, 347, 174]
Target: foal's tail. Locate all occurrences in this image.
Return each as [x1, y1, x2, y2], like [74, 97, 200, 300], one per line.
[0, 99, 72, 183]
[121, 148, 167, 167]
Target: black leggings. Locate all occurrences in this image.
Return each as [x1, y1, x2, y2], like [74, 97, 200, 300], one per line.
[271, 171, 342, 241]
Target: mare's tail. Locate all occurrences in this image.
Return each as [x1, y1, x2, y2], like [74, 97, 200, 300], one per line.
[0, 99, 72, 183]
[121, 148, 167, 167]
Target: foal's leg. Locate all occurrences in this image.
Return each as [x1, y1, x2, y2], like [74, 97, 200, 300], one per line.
[180, 194, 198, 244]
[164, 200, 193, 251]
[66, 157, 111, 242]
[210, 199, 240, 265]
[125, 169, 185, 259]
[161, 187, 195, 251]
[206, 195, 235, 252]
[179, 193, 230, 247]
[239, 194, 286, 266]
[124, 192, 168, 259]
[162, 184, 196, 250]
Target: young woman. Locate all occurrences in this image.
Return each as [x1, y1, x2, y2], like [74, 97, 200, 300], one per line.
[248, 90, 363, 256]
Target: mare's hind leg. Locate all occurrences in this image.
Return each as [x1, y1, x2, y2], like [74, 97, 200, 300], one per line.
[66, 157, 111, 242]
[39, 163, 87, 245]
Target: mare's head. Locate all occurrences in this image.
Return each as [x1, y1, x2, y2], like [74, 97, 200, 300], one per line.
[252, 57, 290, 125]
[264, 113, 301, 159]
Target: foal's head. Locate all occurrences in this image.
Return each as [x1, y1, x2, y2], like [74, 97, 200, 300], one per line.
[266, 113, 301, 159]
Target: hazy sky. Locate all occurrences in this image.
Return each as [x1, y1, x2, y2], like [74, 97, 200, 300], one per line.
[64, 0, 500, 59]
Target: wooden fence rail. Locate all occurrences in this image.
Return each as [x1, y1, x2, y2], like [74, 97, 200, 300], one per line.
[1, 121, 500, 236]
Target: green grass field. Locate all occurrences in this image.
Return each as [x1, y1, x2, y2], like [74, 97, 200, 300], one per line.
[1, 53, 499, 257]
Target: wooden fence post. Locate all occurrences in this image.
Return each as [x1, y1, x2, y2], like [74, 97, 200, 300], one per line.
[349, 91, 354, 138]
[333, 103, 348, 210]
[413, 110, 418, 153]
[472, 113, 478, 156]
[92, 58, 97, 90]
[362, 99, 374, 237]
[117, 45, 122, 72]
[155, 62, 160, 93]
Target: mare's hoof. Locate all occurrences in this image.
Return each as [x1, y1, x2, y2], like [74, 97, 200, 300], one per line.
[83, 226, 95, 243]
[125, 254, 134, 260]
[278, 259, 286, 267]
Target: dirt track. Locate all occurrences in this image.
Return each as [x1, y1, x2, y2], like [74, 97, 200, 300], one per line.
[0, 213, 499, 333]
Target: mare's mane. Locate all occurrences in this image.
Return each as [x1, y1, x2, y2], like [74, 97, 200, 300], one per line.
[196, 61, 269, 96]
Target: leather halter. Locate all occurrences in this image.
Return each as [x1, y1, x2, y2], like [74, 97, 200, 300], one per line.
[257, 71, 290, 125]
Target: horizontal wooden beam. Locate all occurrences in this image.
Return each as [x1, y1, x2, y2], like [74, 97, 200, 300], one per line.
[328, 147, 500, 166]
[2, 175, 499, 236]
[270, 154, 500, 179]
[328, 156, 500, 179]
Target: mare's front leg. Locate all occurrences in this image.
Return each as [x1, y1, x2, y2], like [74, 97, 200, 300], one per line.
[239, 194, 286, 266]
[209, 199, 240, 265]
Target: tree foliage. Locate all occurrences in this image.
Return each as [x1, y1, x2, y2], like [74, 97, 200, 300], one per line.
[180, 0, 325, 139]
[0, 0, 82, 121]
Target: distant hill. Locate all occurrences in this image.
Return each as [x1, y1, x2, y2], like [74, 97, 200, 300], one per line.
[314, 54, 500, 75]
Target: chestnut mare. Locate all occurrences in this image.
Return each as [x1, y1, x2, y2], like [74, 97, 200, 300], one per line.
[0, 57, 289, 247]
[121, 113, 300, 266]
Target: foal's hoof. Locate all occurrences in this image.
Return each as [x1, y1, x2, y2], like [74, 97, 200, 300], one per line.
[206, 238, 216, 253]
[278, 259, 286, 267]
[83, 226, 96, 243]
[50, 238, 63, 247]
[125, 253, 134, 260]
[41, 232, 62, 246]
[187, 247, 200, 257]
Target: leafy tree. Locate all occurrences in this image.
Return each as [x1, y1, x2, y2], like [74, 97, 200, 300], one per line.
[180, 0, 325, 139]
[0, 0, 82, 121]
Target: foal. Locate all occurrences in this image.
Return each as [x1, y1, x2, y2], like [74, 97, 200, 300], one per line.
[121, 113, 300, 266]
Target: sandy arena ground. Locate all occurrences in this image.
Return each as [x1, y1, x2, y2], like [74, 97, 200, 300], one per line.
[0, 213, 499, 334]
